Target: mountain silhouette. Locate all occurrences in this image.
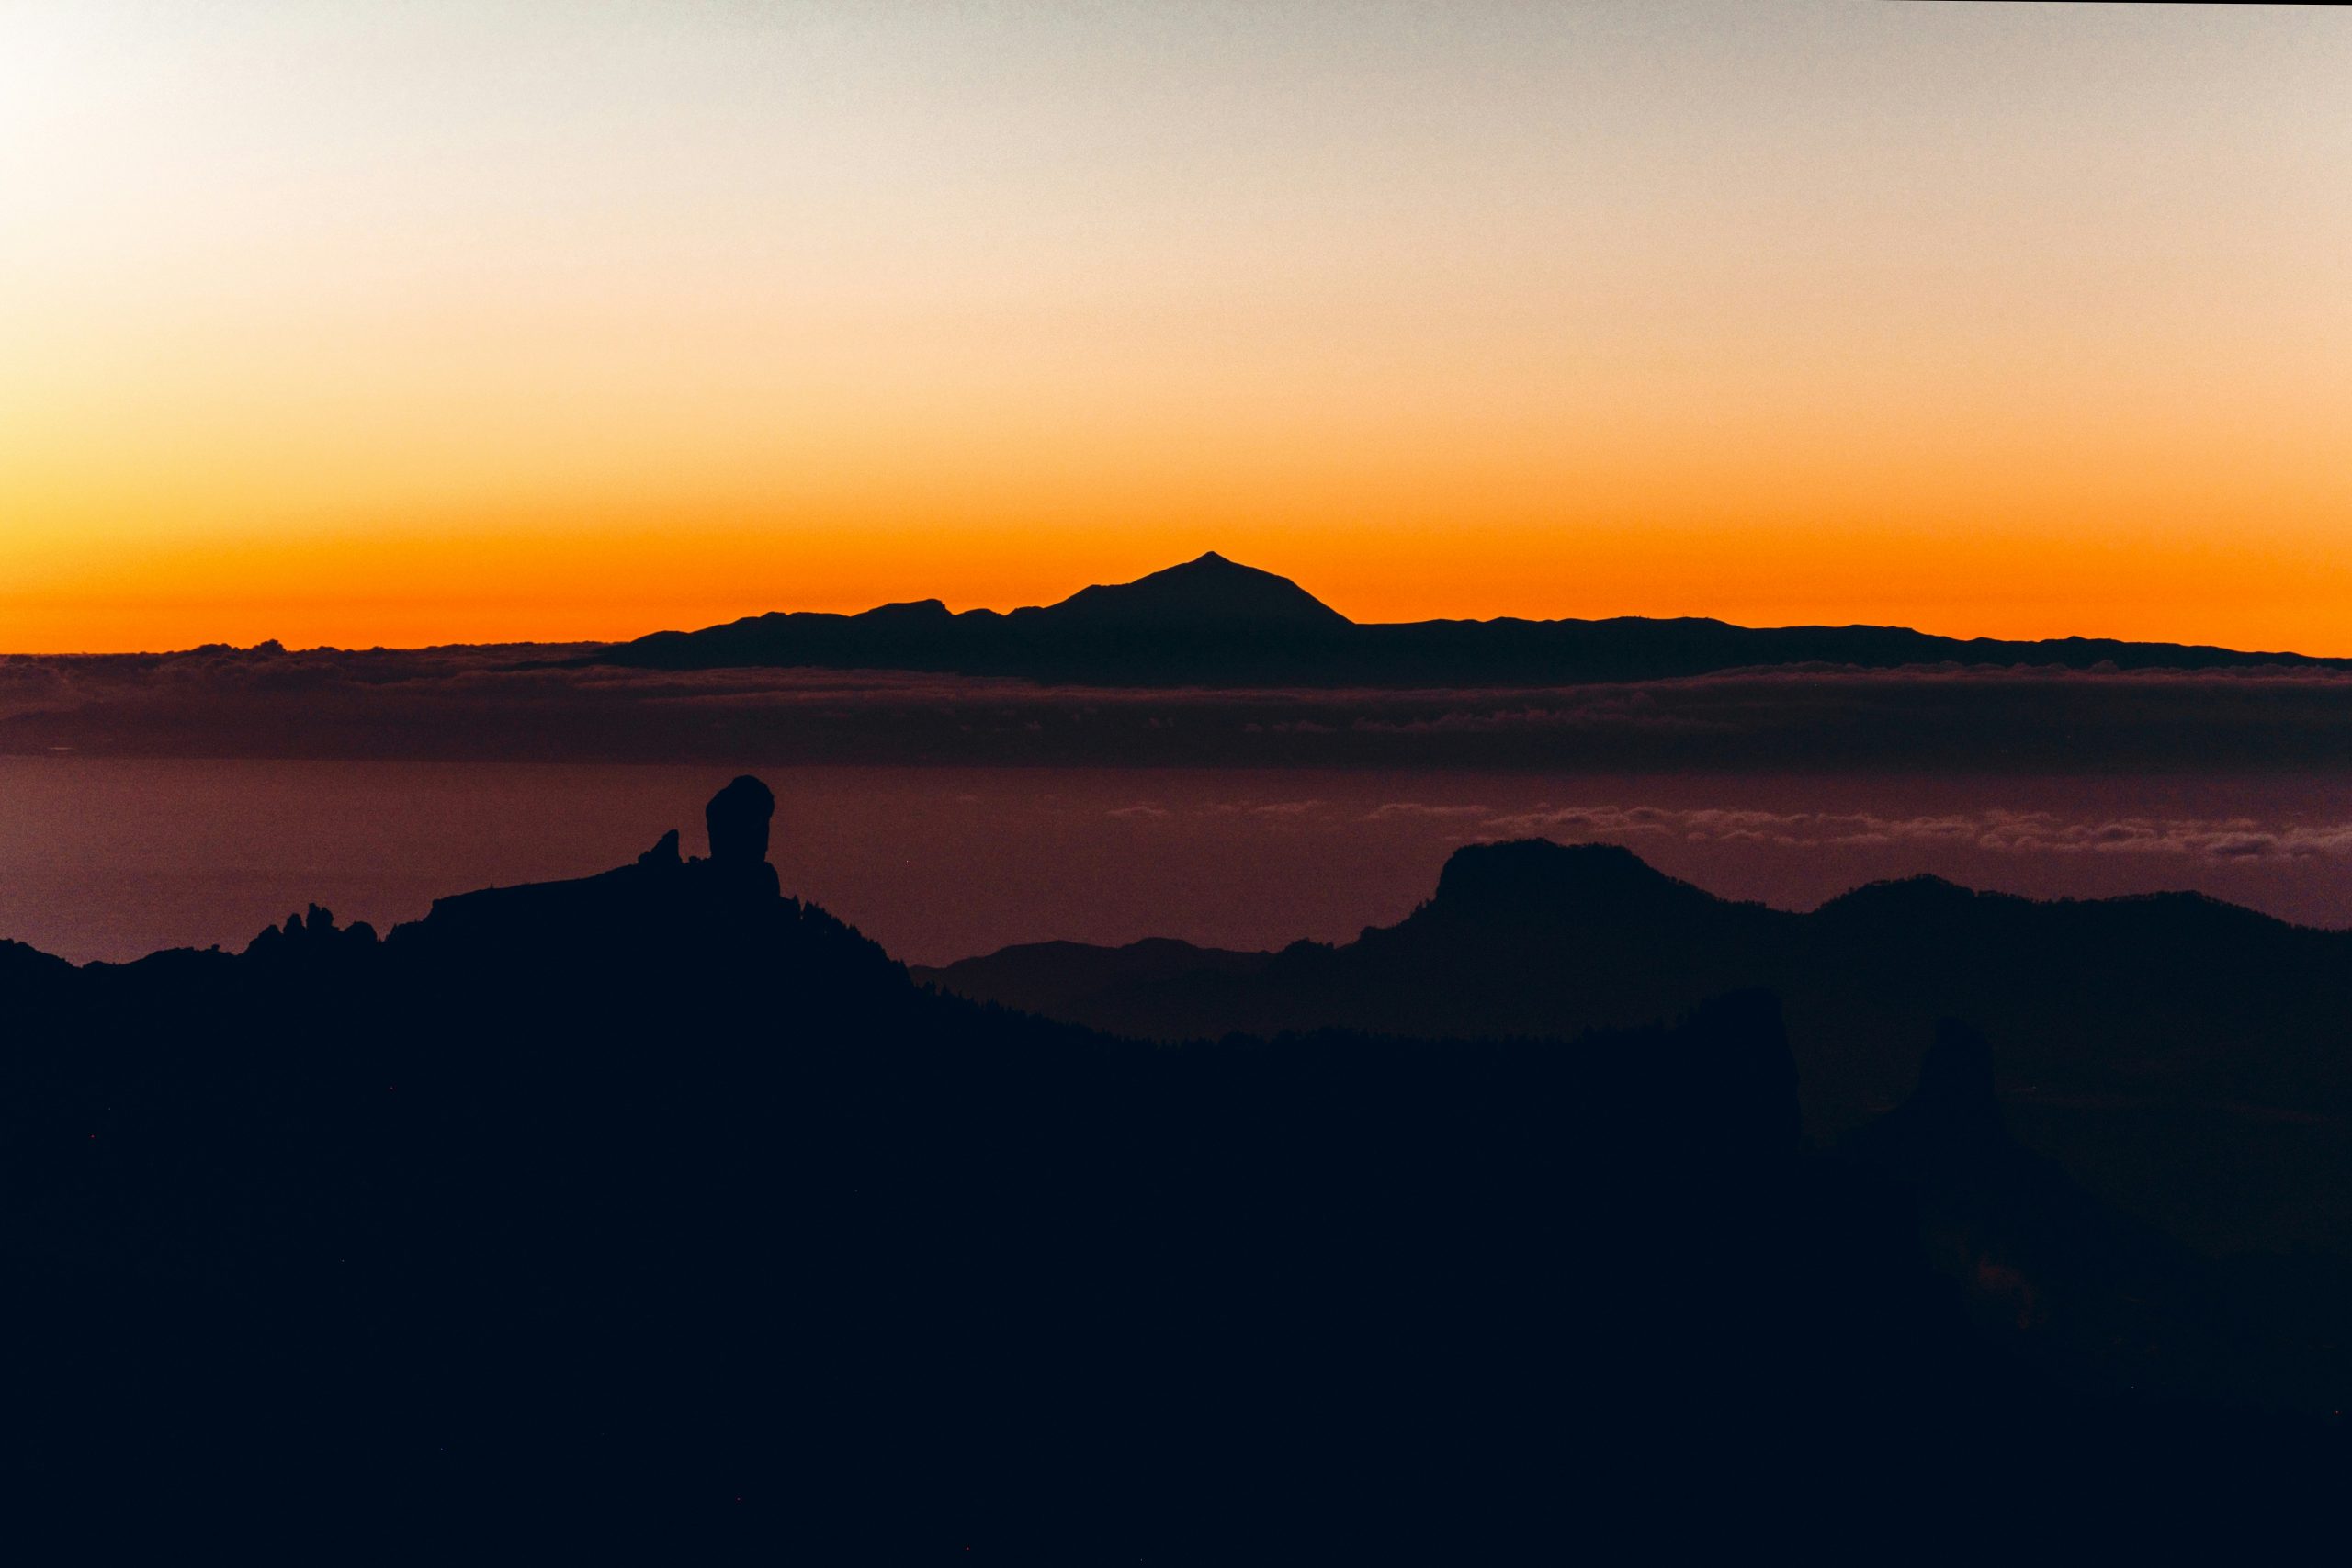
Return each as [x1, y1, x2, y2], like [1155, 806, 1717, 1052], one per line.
[918, 838, 2352, 1256]
[5, 782, 2343, 1545]
[599, 553, 2341, 685]
[1028, 549, 1349, 629]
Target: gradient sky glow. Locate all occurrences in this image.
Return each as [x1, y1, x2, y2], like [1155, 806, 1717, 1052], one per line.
[4, 1, 2347, 652]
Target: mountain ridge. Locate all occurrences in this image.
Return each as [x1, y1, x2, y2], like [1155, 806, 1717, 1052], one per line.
[916, 835, 2352, 1256]
[8, 776, 2347, 1534]
[1019, 550, 1350, 630]
[598, 552, 2343, 685]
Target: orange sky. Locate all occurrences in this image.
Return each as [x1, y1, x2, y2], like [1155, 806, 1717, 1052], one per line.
[4, 2, 2346, 655]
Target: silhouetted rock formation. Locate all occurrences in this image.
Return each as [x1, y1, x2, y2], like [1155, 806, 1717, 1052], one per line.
[1429, 837, 1726, 925]
[1831, 1019, 2331, 1410]
[3, 781, 2342, 1548]
[243, 902, 378, 959]
[705, 773, 774, 864]
[598, 551, 2343, 685]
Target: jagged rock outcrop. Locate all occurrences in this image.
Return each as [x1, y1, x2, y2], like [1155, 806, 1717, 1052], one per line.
[244, 902, 377, 958]
[403, 778, 788, 948]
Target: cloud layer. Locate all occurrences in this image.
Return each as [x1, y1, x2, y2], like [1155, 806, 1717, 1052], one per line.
[6, 646, 2352, 773]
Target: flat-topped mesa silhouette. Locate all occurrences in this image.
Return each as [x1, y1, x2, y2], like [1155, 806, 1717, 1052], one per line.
[1421, 838, 1734, 927]
[596, 550, 2341, 685]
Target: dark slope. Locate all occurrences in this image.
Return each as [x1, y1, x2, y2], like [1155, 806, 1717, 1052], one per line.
[921, 840, 2352, 1254]
[906, 933, 1276, 1021]
[928, 842, 1787, 1044]
[1838, 1021, 2336, 1415]
[601, 552, 2340, 685]
[7, 782, 2342, 1544]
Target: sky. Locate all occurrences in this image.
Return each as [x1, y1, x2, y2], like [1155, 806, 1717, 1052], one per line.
[3, 1, 2346, 654]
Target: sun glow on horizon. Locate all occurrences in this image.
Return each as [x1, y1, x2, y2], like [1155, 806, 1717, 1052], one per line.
[4, 2, 2347, 655]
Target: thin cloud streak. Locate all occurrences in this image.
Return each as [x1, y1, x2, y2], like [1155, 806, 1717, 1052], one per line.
[1471, 805, 2352, 864]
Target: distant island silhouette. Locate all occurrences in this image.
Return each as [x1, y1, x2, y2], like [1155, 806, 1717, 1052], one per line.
[13, 552, 2352, 772]
[599, 550, 2344, 685]
[6, 779, 2345, 1546]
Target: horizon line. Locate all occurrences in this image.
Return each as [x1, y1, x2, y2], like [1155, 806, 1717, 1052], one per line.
[10, 548, 2345, 663]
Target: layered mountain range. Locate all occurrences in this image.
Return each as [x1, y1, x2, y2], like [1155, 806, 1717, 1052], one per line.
[602, 550, 2342, 684]
[919, 838, 2352, 1256]
[6, 781, 2345, 1540]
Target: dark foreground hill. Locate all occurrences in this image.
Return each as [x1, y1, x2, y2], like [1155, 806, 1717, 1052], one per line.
[920, 840, 2352, 1258]
[601, 550, 2341, 685]
[3, 783, 2343, 1550]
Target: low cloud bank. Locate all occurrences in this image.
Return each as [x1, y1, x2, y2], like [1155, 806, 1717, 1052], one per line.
[5, 645, 2350, 772]
[1094, 796, 2352, 868]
